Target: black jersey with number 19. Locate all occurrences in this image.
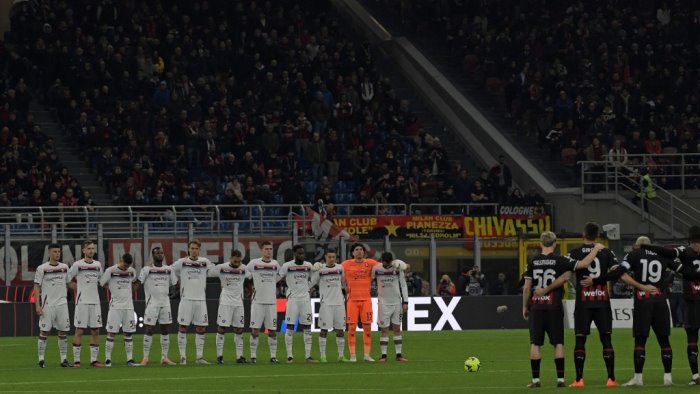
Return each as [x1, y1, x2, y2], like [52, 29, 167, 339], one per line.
[524, 253, 577, 310]
[621, 248, 680, 302]
[568, 245, 617, 308]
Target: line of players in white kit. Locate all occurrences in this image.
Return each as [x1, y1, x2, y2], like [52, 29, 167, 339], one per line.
[33, 239, 409, 367]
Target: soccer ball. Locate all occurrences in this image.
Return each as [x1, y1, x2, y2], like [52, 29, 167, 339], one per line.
[464, 356, 481, 372]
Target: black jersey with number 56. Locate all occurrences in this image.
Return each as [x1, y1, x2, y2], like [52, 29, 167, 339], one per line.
[524, 253, 577, 310]
[568, 245, 618, 308]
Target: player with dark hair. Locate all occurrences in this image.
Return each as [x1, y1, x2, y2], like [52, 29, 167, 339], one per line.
[100, 254, 138, 367]
[136, 246, 178, 365]
[341, 243, 379, 362]
[638, 226, 700, 385]
[34, 243, 72, 368]
[310, 248, 349, 362]
[279, 245, 316, 363]
[172, 239, 216, 365]
[372, 252, 409, 362]
[212, 249, 252, 364]
[567, 222, 620, 387]
[524, 231, 604, 388]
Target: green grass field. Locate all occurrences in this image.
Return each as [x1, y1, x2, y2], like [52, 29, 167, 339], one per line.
[1, 328, 699, 392]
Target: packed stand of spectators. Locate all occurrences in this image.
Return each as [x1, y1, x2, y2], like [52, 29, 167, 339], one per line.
[370, 0, 700, 189]
[7, 0, 525, 215]
[0, 42, 93, 212]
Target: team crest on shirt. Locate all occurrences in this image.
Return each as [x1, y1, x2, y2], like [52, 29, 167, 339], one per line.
[364, 263, 369, 267]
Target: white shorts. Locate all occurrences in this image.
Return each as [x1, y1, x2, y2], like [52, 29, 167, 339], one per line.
[319, 305, 346, 331]
[106, 309, 136, 333]
[285, 300, 312, 326]
[74, 304, 102, 329]
[378, 303, 402, 328]
[39, 304, 70, 332]
[217, 304, 245, 328]
[249, 303, 277, 330]
[144, 304, 172, 326]
[178, 299, 208, 327]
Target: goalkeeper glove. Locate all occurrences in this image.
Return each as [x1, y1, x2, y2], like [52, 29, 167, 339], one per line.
[391, 259, 408, 271]
[311, 262, 324, 272]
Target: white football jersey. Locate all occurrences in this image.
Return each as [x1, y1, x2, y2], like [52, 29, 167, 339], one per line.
[311, 264, 345, 306]
[371, 264, 409, 305]
[69, 259, 103, 305]
[211, 263, 252, 306]
[172, 257, 215, 301]
[279, 260, 313, 301]
[34, 262, 70, 307]
[138, 264, 177, 307]
[248, 258, 281, 305]
[100, 266, 137, 309]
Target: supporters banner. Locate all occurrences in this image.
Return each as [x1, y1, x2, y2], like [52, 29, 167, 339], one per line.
[0, 240, 106, 286]
[333, 215, 463, 239]
[463, 205, 552, 238]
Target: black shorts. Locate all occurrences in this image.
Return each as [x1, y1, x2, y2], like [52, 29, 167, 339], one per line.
[633, 300, 671, 338]
[574, 306, 613, 335]
[684, 300, 700, 329]
[529, 308, 564, 346]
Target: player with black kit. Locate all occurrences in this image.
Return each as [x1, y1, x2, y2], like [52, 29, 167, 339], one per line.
[567, 223, 620, 388]
[639, 226, 700, 385]
[523, 231, 604, 388]
[618, 235, 700, 386]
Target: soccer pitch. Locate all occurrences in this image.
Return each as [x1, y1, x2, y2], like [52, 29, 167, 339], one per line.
[1, 329, 698, 392]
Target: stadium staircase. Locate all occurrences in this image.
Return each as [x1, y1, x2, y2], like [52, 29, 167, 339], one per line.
[30, 102, 113, 206]
[356, 0, 574, 187]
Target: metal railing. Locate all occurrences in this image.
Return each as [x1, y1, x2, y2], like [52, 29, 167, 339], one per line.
[601, 152, 700, 193]
[579, 159, 700, 237]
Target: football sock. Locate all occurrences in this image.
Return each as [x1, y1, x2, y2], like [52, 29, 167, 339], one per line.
[380, 335, 388, 356]
[336, 336, 345, 357]
[394, 335, 403, 355]
[161, 335, 170, 360]
[73, 344, 81, 363]
[250, 335, 259, 359]
[347, 324, 357, 355]
[195, 333, 205, 359]
[143, 334, 153, 359]
[177, 332, 187, 359]
[600, 332, 615, 380]
[90, 344, 99, 362]
[530, 358, 541, 380]
[58, 335, 67, 361]
[634, 337, 647, 373]
[216, 333, 225, 358]
[574, 335, 586, 380]
[659, 336, 672, 373]
[105, 338, 114, 361]
[285, 330, 294, 359]
[362, 326, 372, 354]
[554, 357, 565, 380]
[125, 335, 133, 361]
[319, 336, 327, 357]
[268, 335, 277, 358]
[687, 328, 698, 375]
[234, 333, 243, 359]
[303, 329, 312, 359]
[38, 335, 47, 361]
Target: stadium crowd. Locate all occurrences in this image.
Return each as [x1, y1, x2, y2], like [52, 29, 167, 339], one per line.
[374, 0, 700, 189]
[0, 0, 548, 211]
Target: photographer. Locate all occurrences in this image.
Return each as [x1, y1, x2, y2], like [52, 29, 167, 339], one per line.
[462, 266, 489, 296]
[436, 275, 456, 297]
